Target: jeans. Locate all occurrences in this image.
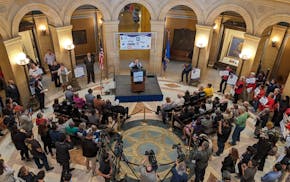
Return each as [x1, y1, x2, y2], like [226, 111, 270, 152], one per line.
[231, 125, 245, 145]
[181, 70, 190, 83]
[33, 153, 50, 170]
[216, 139, 225, 155]
[219, 79, 227, 93]
[87, 71, 95, 83]
[195, 167, 206, 182]
[60, 161, 70, 182]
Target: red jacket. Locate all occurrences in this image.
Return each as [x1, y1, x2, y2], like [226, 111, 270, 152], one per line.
[235, 81, 244, 94]
[222, 68, 232, 80]
[254, 88, 265, 100]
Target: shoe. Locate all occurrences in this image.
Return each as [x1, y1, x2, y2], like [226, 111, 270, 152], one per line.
[217, 90, 221, 93]
[46, 167, 54, 171]
[126, 115, 131, 119]
[230, 142, 236, 146]
[0, 132, 4, 136]
[26, 158, 32, 162]
[213, 153, 220, 157]
[155, 111, 159, 115]
[41, 109, 44, 113]
[69, 168, 75, 172]
[21, 157, 25, 161]
[38, 165, 44, 169]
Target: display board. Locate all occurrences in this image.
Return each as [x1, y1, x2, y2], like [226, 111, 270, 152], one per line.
[133, 71, 144, 82]
[120, 33, 151, 50]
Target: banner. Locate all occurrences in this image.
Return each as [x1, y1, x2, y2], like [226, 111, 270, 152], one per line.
[227, 74, 238, 85]
[191, 68, 200, 80]
[120, 33, 151, 50]
[74, 66, 85, 78]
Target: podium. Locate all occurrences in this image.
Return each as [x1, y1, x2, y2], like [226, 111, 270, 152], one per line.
[131, 69, 146, 92]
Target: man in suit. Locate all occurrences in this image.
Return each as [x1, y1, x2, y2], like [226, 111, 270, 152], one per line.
[84, 52, 95, 84]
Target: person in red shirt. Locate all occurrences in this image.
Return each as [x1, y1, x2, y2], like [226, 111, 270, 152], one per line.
[252, 85, 265, 112]
[35, 112, 47, 126]
[245, 72, 256, 101]
[259, 92, 275, 112]
[218, 66, 233, 94]
[233, 77, 245, 104]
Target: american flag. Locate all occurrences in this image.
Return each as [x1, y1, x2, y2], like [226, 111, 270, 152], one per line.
[99, 48, 104, 70]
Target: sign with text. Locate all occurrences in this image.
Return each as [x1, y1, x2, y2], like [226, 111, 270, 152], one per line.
[120, 33, 151, 50]
[74, 66, 85, 78]
[191, 68, 201, 80]
[227, 74, 238, 85]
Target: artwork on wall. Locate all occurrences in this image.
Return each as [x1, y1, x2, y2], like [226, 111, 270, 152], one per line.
[72, 30, 87, 45]
[227, 36, 244, 58]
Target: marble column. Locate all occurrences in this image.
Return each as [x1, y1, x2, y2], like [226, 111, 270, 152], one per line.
[3, 37, 30, 105]
[102, 21, 119, 77]
[237, 34, 261, 77]
[49, 25, 75, 70]
[192, 24, 213, 80]
[283, 72, 290, 97]
[149, 20, 165, 75]
[33, 15, 54, 71]
[208, 16, 222, 67]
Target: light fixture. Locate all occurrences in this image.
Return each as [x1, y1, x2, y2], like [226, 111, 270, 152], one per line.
[271, 36, 279, 47]
[39, 25, 47, 35]
[16, 52, 30, 66]
[213, 23, 218, 30]
[16, 52, 30, 93]
[195, 38, 207, 68]
[63, 40, 75, 51]
[238, 50, 251, 77]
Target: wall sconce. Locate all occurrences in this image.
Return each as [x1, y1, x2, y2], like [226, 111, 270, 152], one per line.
[271, 37, 279, 47]
[39, 25, 47, 35]
[213, 23, 218, 30]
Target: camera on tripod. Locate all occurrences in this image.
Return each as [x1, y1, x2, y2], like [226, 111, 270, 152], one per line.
[114, 135, 123, 158]
[145, 149, 158, 171]
[172, 143, 185, 162]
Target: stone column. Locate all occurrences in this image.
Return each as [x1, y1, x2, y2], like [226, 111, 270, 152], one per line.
[237, 34, 261, 77]
[208, 16, 222, 67]
[33, 15, 54, 71]
[283, 72, 290, 97]
[3, 37, 30, 106]
[49, 25, 75, 70]
[102, 21, 119, 77]
[192, 24, 213, 80]
[149, 20, 165, 75]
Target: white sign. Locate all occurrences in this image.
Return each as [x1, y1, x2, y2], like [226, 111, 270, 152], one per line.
[219, 70, 229, 77]
[133, 71, 144, 82]
[191, 68, 200, 80]
[74, 66, 85, 78]
[259, 96, 268, 106]
[254, 88, 260, 96]
[227, 74, 238, 85]
[246, 77, 256, 84]
[120, 33, 151, 50]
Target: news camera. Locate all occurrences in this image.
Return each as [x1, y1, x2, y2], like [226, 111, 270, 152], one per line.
[172, 143, 185, 162]
[145, 149, 158, 171]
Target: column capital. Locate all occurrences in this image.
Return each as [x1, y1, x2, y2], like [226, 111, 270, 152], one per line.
[51, 25, 73, 33]
[3, 36, 22, 47]
[196, 24, 214, 31]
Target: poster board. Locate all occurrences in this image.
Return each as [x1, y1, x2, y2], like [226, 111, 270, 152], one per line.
[191, 68, 200, 80]
[246, 77, 256, 84]
[227, 74, 238, 85]
[120, 33, 151, 50]
[74, 66, 85, 78]
[133, 71, 144, 82]
[219, 70, 229, 77]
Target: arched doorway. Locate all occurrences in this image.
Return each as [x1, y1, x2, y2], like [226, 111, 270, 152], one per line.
[162, 5, 197, 79]
[18, 11, 54, 71]
[118, 3, 151, 74]
[70, 5, 103, 65]
[255, 22, 290, 83]
[208, 11, 247, 72]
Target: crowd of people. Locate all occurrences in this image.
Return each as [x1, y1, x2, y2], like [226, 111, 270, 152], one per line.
[0, 56, 290, 182]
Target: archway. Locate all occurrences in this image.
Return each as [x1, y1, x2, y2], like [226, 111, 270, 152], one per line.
[207, 11, 247, 71]
[70, 5, 104, 65]
[161, 5, 198, 79]
[118, 3, 151, 73]
[255, 22, 290, 83]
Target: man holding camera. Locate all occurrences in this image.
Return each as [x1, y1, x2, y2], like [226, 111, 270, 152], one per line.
[170, 160, 188, 182]
[139, 156, 158, 182]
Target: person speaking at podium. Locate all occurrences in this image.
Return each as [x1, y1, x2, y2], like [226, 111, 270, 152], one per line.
[129, 59, 142, 70]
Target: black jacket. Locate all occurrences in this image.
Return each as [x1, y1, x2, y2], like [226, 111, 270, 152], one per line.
[55, 141, 73, 164]
[6, 84, 20, 103]
[12, 131, 28, 150]
[81, 138, 98, 158]
[84, 56, 95, 72]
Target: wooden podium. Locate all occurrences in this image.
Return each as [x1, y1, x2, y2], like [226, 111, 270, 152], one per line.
[131, 69, 146, 92]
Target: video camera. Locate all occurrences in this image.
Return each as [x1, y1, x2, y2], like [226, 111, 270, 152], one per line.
[114, 135, 123, 158]
[172, 143, 185, 162]
[145, 149, 158, 171]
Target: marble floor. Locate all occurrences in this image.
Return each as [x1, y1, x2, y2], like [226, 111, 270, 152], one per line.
[0, 62, 285, 181]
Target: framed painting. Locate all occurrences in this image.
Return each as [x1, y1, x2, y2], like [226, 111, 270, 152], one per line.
[227, 36, 244, 58]
[72, 30, 87, 45]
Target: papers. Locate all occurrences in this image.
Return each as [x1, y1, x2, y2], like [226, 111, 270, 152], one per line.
[246, 77, 256, 84]
[254, 88, 260, 96]
[227, 74, 238, 85]
[246, 87, 253, 93]
[191, 68, 200, 80]
[259, 96, 268, 105]
[219, 70, 229, 77]
[74, 66, 85, 78]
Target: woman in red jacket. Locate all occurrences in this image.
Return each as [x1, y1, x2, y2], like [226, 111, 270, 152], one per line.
[253, 85, 266, 112]
[259, 92, 275, 112]
[234, 77, 245, 104]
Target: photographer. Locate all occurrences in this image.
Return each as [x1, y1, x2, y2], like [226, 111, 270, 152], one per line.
[139, 157, 157, 182]
[170, 160, 188, 182]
